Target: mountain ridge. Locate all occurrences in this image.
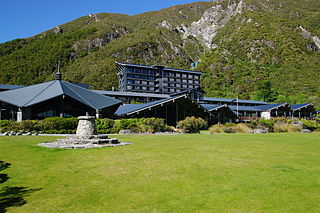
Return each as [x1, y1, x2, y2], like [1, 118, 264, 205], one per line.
[0, 0, 319, 107]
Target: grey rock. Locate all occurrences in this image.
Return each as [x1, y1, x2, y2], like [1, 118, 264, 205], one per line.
[301, 129, 311, 133]
[254, 129, 268, 134]
[119, 130, 132, 134]
[183, 0, 244, 48]
[159, 20, 172, 30]
[53, 26, 63, 34]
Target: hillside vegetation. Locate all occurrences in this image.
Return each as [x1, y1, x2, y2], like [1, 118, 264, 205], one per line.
[0, 0, 319, 107]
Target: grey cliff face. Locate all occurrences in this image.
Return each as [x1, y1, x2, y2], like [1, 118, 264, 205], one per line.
[183, 0, 244, 48]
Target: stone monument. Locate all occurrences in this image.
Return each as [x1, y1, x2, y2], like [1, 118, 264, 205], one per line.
[38, 116, 130, 149]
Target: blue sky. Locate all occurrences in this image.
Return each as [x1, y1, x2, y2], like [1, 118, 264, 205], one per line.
[1, 0, 205, 43]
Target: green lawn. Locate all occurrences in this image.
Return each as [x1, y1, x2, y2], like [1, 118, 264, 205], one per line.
[0, 134, 320, 212]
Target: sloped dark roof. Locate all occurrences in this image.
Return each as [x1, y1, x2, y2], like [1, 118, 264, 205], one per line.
[0, 80, 121, 109]
[203, 97, 267, 105]
[228, 105, 263, 112]
[115, 94, 209, 116]
[290, 103, 313, 111]
[254, 103, 288, 111]
[93, 90, 170, 99]
[201, 104, 228, 111]
[0, 84, 25, 90]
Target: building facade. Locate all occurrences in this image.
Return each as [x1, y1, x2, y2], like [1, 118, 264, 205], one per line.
[117, 62, 202, 94]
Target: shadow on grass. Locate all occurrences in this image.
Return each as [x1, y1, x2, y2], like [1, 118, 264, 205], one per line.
[0, 186, 42, 213]
[0, 161, 42, 213]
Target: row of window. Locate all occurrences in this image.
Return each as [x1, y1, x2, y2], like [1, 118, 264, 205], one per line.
[126, 67, 156, 75]
[126, 78, 200, 85]
[162, 78, 200, 84]
[126, 85, 186, 94]
[125, 68, 201, 79]
[162, 72, 200, 79]
[127, 74, 155, 80]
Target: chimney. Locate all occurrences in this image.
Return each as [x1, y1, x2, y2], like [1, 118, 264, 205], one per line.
[55, 60, 62, 80]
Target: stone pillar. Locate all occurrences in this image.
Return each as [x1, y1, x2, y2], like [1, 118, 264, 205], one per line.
[76, 116, 97, 136]
[17, 108, 23, 122]
[96, 109, 100, 119]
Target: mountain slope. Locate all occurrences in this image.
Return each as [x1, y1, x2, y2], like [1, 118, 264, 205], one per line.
[0, 0, 319, 107]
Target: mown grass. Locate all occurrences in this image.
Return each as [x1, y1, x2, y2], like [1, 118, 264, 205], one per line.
[0, 134, 320, 212]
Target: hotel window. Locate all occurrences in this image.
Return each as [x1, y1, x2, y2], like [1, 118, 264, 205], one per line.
[176, 84, 180, 87]
[127, 80, 134, 84]
[195, 80, 199, 84]
[170, 78, 174, 82]
[149, 87, 154, 91]
[170, 88, 175, 93]
[182, 84, 188, 88]
[195, 75, 199, 79]
[127, 67, 133, 73]
[188, 74, 193, 78]
[134, 68, 141, 73]
[142, 69, 148, 74]
[163, 71, 168, 77]
[149, 81, 154, 86]
[127, 85, 132, 90]
[149, 76, 155, 80]
[188, 80, 193, 84]
[169, 72, 175, 77]
[176, 79, 181, 83]
[188, 85, 193, 88]
[142, 86, 147, 90]
[176, 73, 181, 78]
[182, 74, 187, 78]
[149, 70, 155, 75]
[182, 79, 187, 83]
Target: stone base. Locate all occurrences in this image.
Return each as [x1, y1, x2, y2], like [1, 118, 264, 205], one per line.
[38, 134, 131, 149]
[38, 141, 131, 149]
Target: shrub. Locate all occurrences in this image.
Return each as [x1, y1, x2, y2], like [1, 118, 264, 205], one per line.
[302, 120, 320, 131]
[209, 124, 224, 133]
[273, 124, 302, 133]
[42, 117, 78, 131]
[257, 118, 275, 130]
[96, 118, 115, 130]
[113, 119, 139, 130]
[235, 123, 251, 133]
[177, 117, 207, 133]
[144, 118, 166, 133]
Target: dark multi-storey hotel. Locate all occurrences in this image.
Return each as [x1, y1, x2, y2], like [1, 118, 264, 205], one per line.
[117, 62, 202, 94]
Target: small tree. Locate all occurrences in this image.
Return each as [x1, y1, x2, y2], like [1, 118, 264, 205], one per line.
[177, 117, 207, 133]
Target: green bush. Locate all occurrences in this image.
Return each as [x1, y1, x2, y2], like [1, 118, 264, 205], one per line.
[302, 120, 320, 131]
[209, 124, 224, 133]
[274, 123, 302, 133]
[144, 118, 166, 133]
[177, 117, 207, 133]
[257, 118, 275, 130]
[96, 118, 115, 130]
[42, 117, 78, 131]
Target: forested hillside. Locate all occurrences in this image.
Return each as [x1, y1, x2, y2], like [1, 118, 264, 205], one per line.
[0, 0, 319, 107]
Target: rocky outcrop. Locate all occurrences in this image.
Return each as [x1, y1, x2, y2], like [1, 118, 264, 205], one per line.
[299, 26, 320, 52]
[53, 26, 63, 34]
[158, 20, 172, 30]
[182, 0, 245, 48]
[88, 13, 100, 22]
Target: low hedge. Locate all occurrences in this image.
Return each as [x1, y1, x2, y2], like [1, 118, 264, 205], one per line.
[0, 117, 168, 134]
